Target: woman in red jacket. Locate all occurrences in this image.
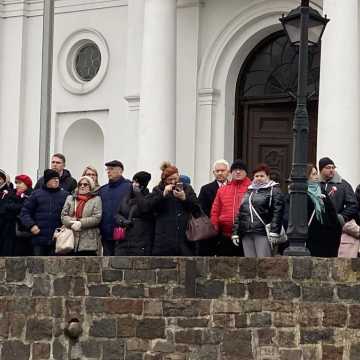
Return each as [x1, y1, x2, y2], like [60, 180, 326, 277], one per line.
[211, 159, 251, 256]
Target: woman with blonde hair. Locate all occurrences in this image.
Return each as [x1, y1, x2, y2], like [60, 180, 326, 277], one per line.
[61, 176, 102, 256]
[82, 165, 100, 191]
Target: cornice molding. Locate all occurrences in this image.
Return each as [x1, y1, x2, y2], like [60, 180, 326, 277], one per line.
[0, 0, 127, 18]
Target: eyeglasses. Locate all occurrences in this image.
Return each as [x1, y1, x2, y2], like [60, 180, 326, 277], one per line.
[79, 183, 90, 187]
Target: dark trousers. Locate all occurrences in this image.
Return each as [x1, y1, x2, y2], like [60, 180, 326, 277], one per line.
[67, 251, 98, 256]
[102, 239, 116, 256]
[33, 245, 54, 256]
[215, 235, 244, 257]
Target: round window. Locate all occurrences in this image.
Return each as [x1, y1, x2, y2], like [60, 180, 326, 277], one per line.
[74, 42, 101, 82]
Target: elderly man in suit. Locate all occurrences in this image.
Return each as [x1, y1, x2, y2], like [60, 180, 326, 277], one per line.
[198, 159, 230, 255]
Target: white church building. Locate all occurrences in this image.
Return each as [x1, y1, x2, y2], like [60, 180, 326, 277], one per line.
[0, 0, 357, 190]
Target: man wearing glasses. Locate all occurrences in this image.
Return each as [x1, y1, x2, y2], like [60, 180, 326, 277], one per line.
[319, 157, 358, 226]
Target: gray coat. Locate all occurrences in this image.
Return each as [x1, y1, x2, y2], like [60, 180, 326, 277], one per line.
[61, 195, 102, 252]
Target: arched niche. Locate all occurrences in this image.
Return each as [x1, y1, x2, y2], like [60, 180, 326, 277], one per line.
[62, 119, 104, 183]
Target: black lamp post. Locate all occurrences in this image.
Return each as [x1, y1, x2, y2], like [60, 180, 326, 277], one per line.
[280, 0, 329, 256]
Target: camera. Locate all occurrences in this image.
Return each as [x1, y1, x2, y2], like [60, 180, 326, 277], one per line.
[175, 182, 184, 192]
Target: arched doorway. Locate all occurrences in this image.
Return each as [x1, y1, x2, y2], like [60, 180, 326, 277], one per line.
[62, 119, 104, 182]
[235, 31, 320, 189]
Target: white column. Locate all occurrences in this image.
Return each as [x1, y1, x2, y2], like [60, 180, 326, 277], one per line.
[194, 88, 219, 190]
[138, 0, 177, 180]
[124, 0, 145, 176]
[318, 0, 360, 186]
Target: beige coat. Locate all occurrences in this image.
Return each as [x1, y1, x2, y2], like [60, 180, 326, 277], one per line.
[61, 195, 102, 252]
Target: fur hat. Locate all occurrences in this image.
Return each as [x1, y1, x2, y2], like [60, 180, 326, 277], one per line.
[15, 174, 33, 189]
[230, 159, 248, 173]
[160, 161, 179, 180]
[44, 169, 60, 184]
[133, 171, 151, 189]
[319, 157, 335, 172]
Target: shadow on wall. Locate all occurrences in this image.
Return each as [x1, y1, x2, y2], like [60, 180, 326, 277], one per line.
[62, 119, 105, 184]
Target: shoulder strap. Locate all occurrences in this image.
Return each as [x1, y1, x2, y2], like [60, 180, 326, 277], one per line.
[249, 192, 266, 226]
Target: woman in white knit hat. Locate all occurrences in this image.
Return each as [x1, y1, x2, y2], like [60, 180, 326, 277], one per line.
[61, 176, 102, 255]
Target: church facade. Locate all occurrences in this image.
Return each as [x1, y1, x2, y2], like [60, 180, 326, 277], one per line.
[0, 0, 357, 189]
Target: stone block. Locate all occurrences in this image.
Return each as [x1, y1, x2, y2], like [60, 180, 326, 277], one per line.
[32, 276, 51, 297]
[175, 329, 203, 344]
[85, 297, 105, 313]
[72, 277, 85, 296]
[112, 285, 145, 298]
[221, 329, 252, 358]
[27, 258, 45, 274]
[298, 304, 322, 326]
[337, 285, 360, 300]
[88, 284, 110, 297]
[89, 318, 116, 338]
[249, 312, 271, 327]
[273, 312, 296, 327]
[53, 339, 67, 360]
[26, 319, 53, 341]
[163, 300, 210, 317]
[226, 282, 246, 298]
[102, 340, 125, 360]
[157, 269, 178, 284]
[117, 316, 137, 337]
[300, 328, 334, 344]
[238, 258, 257, 279]
[144, 300, 162, 316]
[322, 345, 343, 360]
[6, 258, 26, 282]
[1, 340, 30, 360]
[32, 342, 51, 359]
[277, 329, 297, 347]
[257, 258, 289, 279]
[209, 258, 238, 278]
[247, 281, 269, 299]
[323, 304, 347, 327]
[302, 284, 335, 302]
[61, 258, 83, 275]
[234, 314, 247, 328]
[279, 349, 302, 360]
[349, 305, 360, 328]
[110, 257, 133, 269]
[350, 343, 360, 360]
[257, 328, 275, 346]
[102, 270, 124, 282]
[177, 318, 209, 328]
[272, 281, 300, 300]
[105, 299, 143, 315]
[80, 340, 101, 358]
[196, 279, 224, 298]
[84, 257, 101, 273]
[136, 318, 165, 339]
[124, 270, 156, 284]
[292, 257, 312, 280]
[53, 277, 72, 296]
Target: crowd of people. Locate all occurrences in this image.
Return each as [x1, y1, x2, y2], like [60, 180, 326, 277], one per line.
[0, 153, 359, 257]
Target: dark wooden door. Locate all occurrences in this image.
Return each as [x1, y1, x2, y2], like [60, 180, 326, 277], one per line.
[236, 101, 318, 190]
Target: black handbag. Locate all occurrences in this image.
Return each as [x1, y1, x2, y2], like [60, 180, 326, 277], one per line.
[186, 214, 218, 241]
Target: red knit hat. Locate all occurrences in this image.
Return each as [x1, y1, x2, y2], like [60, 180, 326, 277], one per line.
[15, 174, 33, 189]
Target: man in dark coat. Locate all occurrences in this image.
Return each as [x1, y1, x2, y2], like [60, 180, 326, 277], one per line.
[319, 157, 358, 226]
[99, 160, 131, 256]
[198, 159, 230, 255]
[35, 153, 77, 193]
[115, 171, 154, 256]
[20, 169, 68, 256]
[0, 169, 17, 256]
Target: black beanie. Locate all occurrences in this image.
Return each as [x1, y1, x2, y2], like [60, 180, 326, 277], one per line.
[319, 157, 335, 172]
[44, 169, 60, 184]
[133, 171, 151, 189]
[230, 159, 248, 173]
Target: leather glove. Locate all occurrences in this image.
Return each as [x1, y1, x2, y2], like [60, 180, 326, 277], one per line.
[268, 232, 280, 247]
[71, 221, 82, 232]
[232, 235, 240, 247]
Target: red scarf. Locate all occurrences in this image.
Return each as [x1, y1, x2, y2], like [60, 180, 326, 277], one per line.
[75, 194, 93, 219]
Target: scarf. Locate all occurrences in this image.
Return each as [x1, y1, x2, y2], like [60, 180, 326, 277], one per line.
[248, 179, 278, 190]
[75, 194, 93, 219]
[307, 181, 325, 224]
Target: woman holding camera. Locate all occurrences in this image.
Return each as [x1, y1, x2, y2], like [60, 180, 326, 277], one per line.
[114, 171, 154, 256]
[145, 162, 201, 256]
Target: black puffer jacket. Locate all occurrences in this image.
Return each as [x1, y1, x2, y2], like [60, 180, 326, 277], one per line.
[144, 183, 201, 256]
[114, 188, 155, 256]
[320, 172, 358, 224]
[19, 186, 68, 246]
[233, 182, 284, 236]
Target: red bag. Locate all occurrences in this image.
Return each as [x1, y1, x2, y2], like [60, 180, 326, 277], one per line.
[112, 227, 126, 241]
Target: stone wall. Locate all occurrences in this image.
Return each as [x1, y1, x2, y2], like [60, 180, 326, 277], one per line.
[0, 257, 360, 359]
